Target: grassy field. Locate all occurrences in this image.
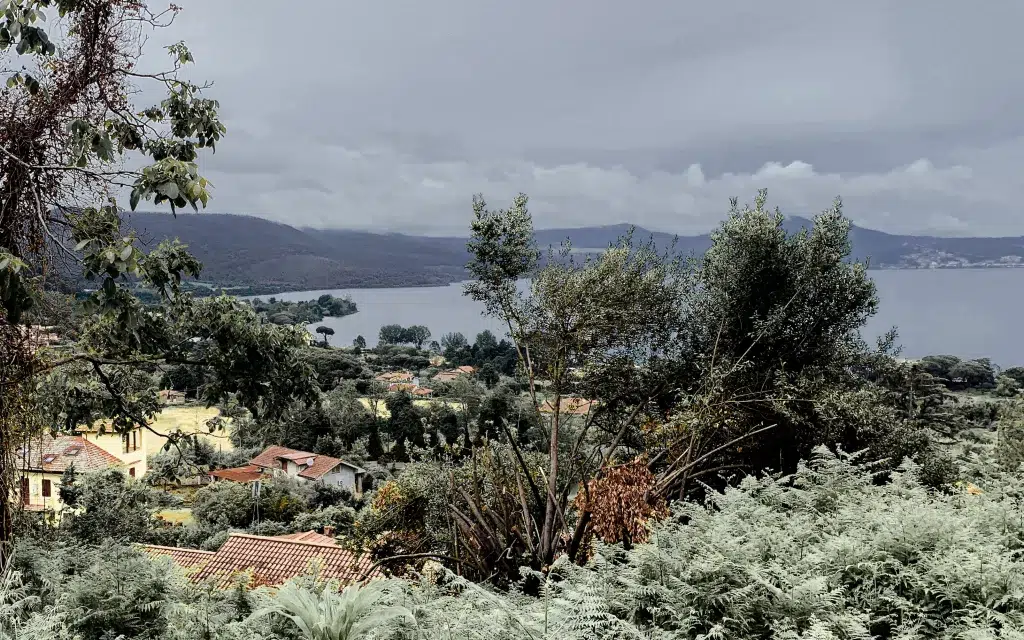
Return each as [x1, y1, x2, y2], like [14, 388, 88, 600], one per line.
[145, 405, 235, 454]
[358, 397, 465, 418]
[154, 508, 195, 526]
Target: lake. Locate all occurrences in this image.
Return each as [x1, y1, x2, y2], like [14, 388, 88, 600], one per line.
[264, 269, 1024, 366]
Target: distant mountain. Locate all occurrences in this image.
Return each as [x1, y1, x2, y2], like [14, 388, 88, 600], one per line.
[120, 212, 1024, 292]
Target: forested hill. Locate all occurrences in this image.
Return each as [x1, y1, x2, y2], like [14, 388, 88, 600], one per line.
[123, 212, 1024, 291]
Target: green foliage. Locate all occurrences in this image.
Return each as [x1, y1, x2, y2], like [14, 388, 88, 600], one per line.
[192, 477, 312, 532]
[290, 506, 357, 538]
[191, 481, 254, 530]
[377, 324, 432, 348]
[62, 469, 172, 545]
[995, 374, 1020, 397]
[252, 296, 356, 326]
[253, 579, 414, 640]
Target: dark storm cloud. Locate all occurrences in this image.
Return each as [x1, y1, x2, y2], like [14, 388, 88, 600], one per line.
[139, 0, 1024, 236]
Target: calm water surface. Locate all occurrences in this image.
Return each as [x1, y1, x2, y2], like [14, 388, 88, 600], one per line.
[265, 270, 1024, 365]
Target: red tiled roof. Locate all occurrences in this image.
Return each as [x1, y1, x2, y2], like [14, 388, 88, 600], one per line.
[539, 397, 598, 416]
[17, 435, 123, 473]
[248, 445, 361, 480]
[142, 544, 215, 569]
[275, 531, 337, 545]
[412, 387, 433, 397]
[387, 382, 418, 393]
[375, 371, 413, 382]
[191, 533, 379, 587]
[209, 465, 265, 483]
[454, 365, 476, 374]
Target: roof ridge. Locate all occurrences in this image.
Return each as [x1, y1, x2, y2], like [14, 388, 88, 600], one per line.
[227, 533, 348, 550]
[142, 543, 215, 554]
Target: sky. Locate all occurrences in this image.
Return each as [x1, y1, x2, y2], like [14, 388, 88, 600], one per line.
[136, 1, 1024, 236]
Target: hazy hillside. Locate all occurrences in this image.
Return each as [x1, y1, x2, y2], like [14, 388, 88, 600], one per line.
[120, 212, 1024, 292]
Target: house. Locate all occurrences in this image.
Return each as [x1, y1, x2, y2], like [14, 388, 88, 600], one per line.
[75, 422, 148, 478]
[208, 464, 265, 483]
[16, 435, 124, 512]
[16, 325, 60, 352]
[158, 389, 187, 405]
[374, 371, 413, 384]
[539, 397, 598, 416]
[248, 445, 368, 495]
[432, 365, 476, 383]
[142, 531, 379, 587]
[386, 382, 433, 397]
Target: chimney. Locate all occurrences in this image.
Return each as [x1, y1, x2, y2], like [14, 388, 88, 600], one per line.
[323, 525, 335, 537]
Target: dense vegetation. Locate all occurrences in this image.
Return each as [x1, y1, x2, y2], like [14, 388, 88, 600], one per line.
[251, 294, 358, 326]
[3, 2, 1024, 639]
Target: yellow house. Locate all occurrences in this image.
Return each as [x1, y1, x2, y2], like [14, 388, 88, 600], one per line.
[16, 435, 124, 513]
[75, 423, 148, 478]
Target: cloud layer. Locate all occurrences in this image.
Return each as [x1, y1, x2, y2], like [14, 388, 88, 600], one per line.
[136, 0, 1024, 236]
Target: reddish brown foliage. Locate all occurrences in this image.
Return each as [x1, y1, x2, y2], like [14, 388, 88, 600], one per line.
[574, 456, 668, 549]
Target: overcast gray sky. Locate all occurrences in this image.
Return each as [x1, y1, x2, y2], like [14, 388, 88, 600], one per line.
[146, 1, 1024, 236]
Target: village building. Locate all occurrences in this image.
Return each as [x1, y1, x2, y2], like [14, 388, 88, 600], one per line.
[431, 365, 477, 383]
[374, 371, 414, 384]
[211, 445, 368, 495]
[158, 389, 188, 405]
[74, 422, 149, 478]
[16, 435, 124, 512]
[539, 397, 599, 416]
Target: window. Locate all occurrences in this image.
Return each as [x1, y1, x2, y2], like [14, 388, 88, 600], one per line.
[132, 430, 138, 452]
[42, 479, 51, 497]
[280, 460, 288, 471]
[20, 478, 29, 505]
[123, 434, 129, 454]
[129, 467, 135, 478]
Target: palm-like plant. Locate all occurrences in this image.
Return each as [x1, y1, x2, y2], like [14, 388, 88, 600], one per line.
[254, 579, 414, 640]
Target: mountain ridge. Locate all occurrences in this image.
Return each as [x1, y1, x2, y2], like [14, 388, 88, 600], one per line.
[121, 212, 1024, 291]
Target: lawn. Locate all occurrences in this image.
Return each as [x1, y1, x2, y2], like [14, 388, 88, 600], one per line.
[154, 508, 195, 526]
[358, 397, 465, 418]
[145, 405, 235, 454]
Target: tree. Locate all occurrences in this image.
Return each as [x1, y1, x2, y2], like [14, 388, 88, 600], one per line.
[440, 332, 469, 362]
[949, 359, 996, 389]
[921, 354, 962, 381]
[315, 325, 335, 346]
[465, 193, 688, 570]
[58, 465, 81, 510]
[1003, 366, 1024, 386]
[404, 325, 431, 349]
[0, 0, 319, 564]
[353, 335, 367, 349]
[378, 324, 405, 345]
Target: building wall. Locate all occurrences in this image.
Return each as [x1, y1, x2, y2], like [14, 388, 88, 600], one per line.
[19, 471, 68, 512]
[320, 465, 359, 493]
[77, 427, 148, 478]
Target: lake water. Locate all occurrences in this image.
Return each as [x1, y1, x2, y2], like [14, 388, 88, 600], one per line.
[264, 269, 1024, 366]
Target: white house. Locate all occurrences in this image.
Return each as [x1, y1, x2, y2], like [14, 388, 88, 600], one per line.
[247, 445, 367, 495]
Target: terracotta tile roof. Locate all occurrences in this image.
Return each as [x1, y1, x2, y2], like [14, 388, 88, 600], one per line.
[249, 445, 363, 480]
[539, 397, 598, 416]
[375, 371, 413, 383]
[387, 382, 418, 393]
[17, 435, 124, 473]
[209, 465, 265, 483]
[141, 544, 215, 569]
[248, 445, 294, 469]
[454, 365, 476, 374]
[191, 533, 379, 587]
[412, 387, 433, 397]
[274, 531, 337, 545]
